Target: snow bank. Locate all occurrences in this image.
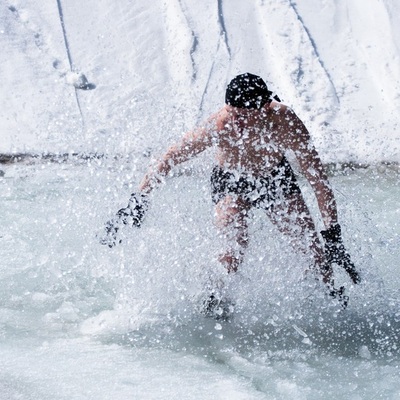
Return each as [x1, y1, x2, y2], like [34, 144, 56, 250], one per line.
[1, 0, 399, 162]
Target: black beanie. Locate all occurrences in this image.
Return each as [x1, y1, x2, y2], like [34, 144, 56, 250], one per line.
[225, 73, 272, 109]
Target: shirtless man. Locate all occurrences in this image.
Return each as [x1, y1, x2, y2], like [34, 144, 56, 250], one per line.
[102, 73, 360, 307]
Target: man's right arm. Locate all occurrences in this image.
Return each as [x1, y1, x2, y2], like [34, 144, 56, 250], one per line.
[139, 120, 216, 194]
[100, 114, 217, 247]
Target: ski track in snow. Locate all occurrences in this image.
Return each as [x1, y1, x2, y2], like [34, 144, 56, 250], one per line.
[176, 0, 199, 82]
[216, 0, 232, 59]
[24, 0, 86, 128]
[55, 0, 73, 69]
[0, 0, 83, 150]
[253, 0, 339, 127]
[171, 0, 233, 121]
[55, 0, 85, 128]
[288, 0, 340, 105]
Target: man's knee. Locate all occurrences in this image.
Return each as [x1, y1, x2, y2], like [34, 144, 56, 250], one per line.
[219, 249, 244, 273]
[216, 197, 249, 222]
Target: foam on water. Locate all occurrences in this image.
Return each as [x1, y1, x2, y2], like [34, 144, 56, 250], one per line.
[1, 160, 400, 399]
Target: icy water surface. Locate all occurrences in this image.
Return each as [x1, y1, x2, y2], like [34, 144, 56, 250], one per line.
[0, 160, 399, 399]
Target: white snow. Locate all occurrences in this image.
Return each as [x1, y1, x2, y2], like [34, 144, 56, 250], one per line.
[1, 0, 399, 162]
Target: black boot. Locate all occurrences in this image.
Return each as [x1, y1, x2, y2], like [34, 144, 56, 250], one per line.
[202, 293, 234, 320]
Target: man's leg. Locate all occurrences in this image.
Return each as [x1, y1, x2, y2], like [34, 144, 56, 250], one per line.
[214, 195, 251, 273]
[264, 190, 332, 284]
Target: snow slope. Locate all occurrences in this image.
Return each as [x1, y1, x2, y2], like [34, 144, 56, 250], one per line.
[1, 0, 399, 162]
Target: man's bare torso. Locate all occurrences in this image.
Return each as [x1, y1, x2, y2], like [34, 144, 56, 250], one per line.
[212, 102, 290, 177]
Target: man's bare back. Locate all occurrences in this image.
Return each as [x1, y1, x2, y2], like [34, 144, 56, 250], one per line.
[213, 102, 300, 176]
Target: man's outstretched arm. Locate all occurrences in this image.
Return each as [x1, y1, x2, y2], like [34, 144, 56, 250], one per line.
[139, 125, 214, 194]
[100, 118, 215, 247]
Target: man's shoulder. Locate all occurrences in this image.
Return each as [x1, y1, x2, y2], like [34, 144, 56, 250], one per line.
[265, 101, 290, 114]
[265, 102, 298, 126]
[208, 107, 229, 130]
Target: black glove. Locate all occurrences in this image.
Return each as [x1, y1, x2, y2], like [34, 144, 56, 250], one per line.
[100, 193, 149, 248]
[321, 224, 361, 284]
[328, 285, 349, 309]
[117, 192, 149, 228]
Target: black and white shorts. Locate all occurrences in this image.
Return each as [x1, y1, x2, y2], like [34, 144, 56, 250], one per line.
[211, 157, 301, 209]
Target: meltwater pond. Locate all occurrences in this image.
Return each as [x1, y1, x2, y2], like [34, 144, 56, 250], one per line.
[0, 159, 399, 399]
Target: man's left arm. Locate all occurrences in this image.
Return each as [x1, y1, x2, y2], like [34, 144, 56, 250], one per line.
[284, 111, 337, 229]
[284, 110, 361, 284]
